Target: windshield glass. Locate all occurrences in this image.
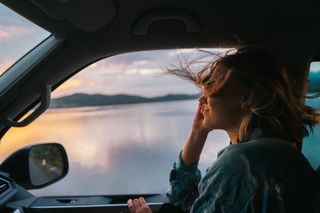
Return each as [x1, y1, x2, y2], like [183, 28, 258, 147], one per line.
[0, 3, 50, 76]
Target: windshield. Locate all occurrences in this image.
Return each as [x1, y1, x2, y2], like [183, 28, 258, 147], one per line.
[0, 3, 50, 76]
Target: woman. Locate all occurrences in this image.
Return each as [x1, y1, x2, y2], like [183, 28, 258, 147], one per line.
[127, 47, 320, 212]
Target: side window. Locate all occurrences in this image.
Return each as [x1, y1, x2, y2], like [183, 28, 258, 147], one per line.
[302, 61, 320, 170]
[0, 49, 230, 196]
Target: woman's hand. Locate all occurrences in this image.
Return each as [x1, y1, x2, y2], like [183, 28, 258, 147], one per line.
[180, 98, 210, 167]
[192, 102, 209, 135]
[127, 197, 152, 213]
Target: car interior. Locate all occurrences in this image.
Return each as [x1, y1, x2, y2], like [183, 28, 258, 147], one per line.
[0, 0, 320, 212]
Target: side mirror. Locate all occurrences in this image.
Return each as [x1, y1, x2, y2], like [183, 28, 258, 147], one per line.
[0, 143, 68, 189]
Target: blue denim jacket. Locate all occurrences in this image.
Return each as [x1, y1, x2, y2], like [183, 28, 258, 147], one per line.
[167, 138, 320, 212]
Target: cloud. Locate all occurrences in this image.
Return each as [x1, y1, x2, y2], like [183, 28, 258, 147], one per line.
[52, 79, 82, 96]
[132, 60, 148, 66]
[84, 53, 168, 78]
[167, 48, 231, 57]
[0, 30, 9, 37]
[124, 68, 162, 76]
[87, 63, 98, 69]
[167, 48, 196, 56]
[0, 59, 14, 76]
[98, 50, 176, 70]
[0, 5, 50, 61]
[52, 49, 230, 98]
[0, 24, 33, 38]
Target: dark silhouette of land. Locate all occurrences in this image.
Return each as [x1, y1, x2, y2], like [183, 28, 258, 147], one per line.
[50, 93, 200, 108]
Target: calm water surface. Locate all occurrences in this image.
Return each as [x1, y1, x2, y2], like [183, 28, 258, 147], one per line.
[0, 100, 230, 196]
[1, 99, 319, 196]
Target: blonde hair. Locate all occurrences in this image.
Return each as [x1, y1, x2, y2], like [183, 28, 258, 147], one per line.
[167, 47, 320, 144]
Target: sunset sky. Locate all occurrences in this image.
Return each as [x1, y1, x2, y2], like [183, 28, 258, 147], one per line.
[0, 4, 49, 75]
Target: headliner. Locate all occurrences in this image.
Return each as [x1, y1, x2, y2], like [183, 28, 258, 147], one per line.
[2, 0, 320, 51]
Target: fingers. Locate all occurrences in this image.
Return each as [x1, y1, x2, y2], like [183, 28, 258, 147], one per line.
[138, 197, 146, 204]
[133, 198, 141, 208]
[199, 103, 205, 114]
[198, 96, 207, 114]
[195, 102, 202, 113]
[196, 103, 205, 118]
[139, 197, 149, 208]
[128, 199, 135, 213]
[127, 197, 152, 213]
[128, 198, 141, 212]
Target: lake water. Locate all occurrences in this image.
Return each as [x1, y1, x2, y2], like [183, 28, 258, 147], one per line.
[1, 99, 319, 196]
[0, 100, 230, 196]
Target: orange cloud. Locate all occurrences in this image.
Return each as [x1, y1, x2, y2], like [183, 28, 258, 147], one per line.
[0, 24, 32, 38]
[0, 59, 14, 76]
[0, 30, 10, 37]
[52, 79, 83, 98]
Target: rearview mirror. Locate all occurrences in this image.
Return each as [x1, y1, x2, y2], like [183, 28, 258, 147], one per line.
[0, 143, 68, 189]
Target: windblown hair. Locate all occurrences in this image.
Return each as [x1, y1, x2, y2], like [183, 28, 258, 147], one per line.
[167, 47, 320, 144]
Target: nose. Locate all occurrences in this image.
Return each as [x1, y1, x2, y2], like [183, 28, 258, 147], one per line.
[199, 96, 207, 104]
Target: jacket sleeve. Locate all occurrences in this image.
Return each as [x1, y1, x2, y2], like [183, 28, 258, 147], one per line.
[166, 152, 202, 211]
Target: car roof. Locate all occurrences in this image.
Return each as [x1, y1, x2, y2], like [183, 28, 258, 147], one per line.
[2, 0, 320, 52]
[0, 0, 320, 136]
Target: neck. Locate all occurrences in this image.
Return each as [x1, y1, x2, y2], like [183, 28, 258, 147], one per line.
[227, 127, 240, 144]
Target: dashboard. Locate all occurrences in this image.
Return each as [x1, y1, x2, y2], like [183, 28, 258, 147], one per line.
[0, 171, 169, 213]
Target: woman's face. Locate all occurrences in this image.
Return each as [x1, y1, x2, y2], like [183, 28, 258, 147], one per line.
[200, 64, 243, 131]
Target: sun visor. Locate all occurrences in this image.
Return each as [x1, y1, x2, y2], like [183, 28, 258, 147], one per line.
[29, 0, 116, 32]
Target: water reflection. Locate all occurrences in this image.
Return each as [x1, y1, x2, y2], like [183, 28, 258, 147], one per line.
[0, 100, 230, 195]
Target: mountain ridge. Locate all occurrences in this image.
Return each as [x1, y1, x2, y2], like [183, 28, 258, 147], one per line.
[50, 93, 200, 108]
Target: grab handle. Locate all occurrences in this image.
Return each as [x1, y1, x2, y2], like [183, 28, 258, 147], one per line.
[133, 10, 201, 35]
[4, 85, 51, 127]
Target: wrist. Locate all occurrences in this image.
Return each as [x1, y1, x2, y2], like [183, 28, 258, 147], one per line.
[189, 130, 208, 146]
[191, 128, 209, 139]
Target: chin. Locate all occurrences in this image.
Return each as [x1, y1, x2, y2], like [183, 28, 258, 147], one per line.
[203, 121, 215, 131]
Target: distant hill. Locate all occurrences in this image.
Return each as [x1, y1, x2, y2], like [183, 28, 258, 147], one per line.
[50, 93, 200, 108]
